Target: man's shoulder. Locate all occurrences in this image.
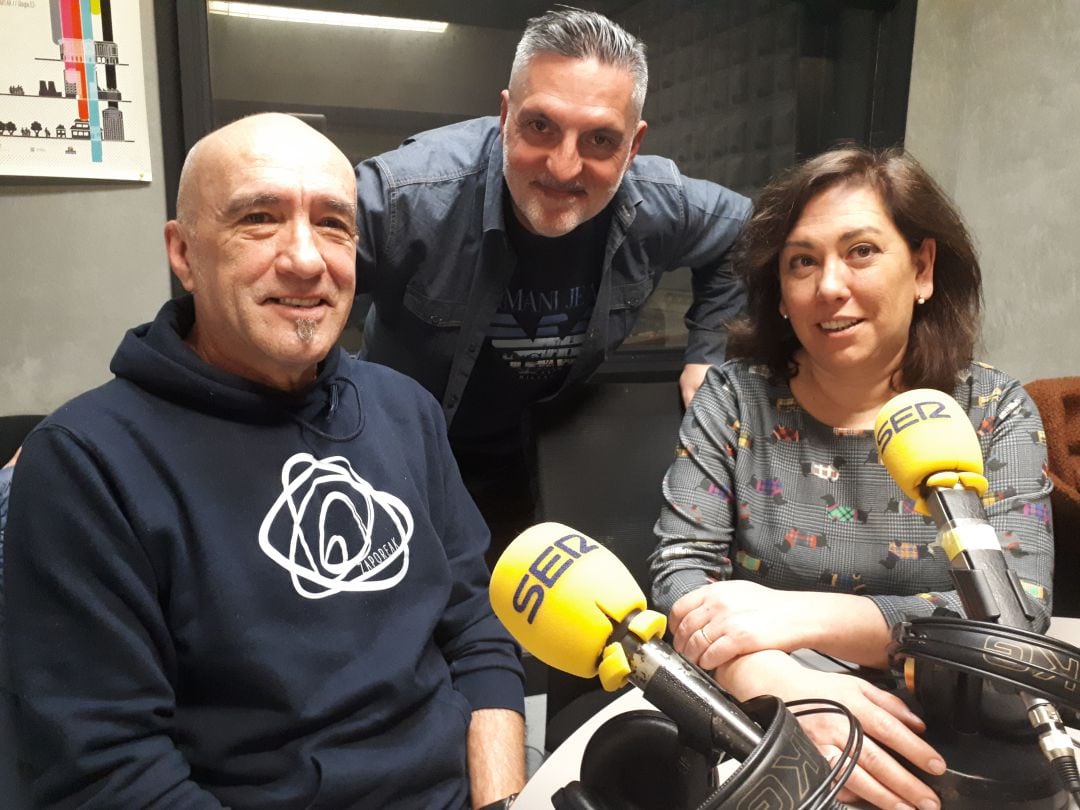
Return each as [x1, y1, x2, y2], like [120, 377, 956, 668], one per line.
[9, 379, 145, 480]
[624, 153, 682, 186]
[27, 378, 140, 445]
[623, 154, 751, 219]
[367, 116, 500, 188]
[623, 153, 737, 192]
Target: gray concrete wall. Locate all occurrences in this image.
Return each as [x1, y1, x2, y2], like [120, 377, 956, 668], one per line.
[0, 0, 169, 416]
[905, 0, 1080, 382]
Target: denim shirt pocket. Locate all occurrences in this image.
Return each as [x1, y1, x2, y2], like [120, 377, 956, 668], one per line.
[402, 286, 470, 328]
[605, 275, 659, 352]
[610, 275, 656, 312]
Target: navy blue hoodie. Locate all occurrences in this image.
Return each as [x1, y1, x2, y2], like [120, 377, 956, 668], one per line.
[5, 297, 524, 809]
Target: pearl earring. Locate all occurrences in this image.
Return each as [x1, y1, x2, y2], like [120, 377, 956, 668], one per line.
[917, 296, 926, 305]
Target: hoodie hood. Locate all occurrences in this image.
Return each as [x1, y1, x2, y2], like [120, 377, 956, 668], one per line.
[110, 295, 363, 441]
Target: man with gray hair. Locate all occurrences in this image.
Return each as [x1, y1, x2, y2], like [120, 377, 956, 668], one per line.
[355, 8, 750, 558]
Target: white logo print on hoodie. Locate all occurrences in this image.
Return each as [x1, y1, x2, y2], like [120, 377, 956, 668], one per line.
[259, 453, 413, 599]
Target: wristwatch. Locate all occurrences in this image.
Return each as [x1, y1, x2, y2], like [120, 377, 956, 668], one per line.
[477, 793, 518, 810]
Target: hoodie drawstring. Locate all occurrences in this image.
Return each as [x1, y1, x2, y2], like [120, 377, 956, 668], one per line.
[328, 380, 341, 422]
[288, 375, 363, 442]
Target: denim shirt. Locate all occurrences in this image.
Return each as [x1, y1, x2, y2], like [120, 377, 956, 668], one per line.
[0, 464, 12, 535]
[356, 116, 751, 426]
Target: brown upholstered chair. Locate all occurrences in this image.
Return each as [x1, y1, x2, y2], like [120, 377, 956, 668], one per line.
[1025, 378, 1080, 617]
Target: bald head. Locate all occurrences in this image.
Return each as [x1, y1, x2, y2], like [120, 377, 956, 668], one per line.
[175, 113, 356, 227]
[164, 112, 359, 392]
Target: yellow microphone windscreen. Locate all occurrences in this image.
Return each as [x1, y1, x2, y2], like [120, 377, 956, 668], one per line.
[489, 522, 652, 678]
[874, 389, 985, 514]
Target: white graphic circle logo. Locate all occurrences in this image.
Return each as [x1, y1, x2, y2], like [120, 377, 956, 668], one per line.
[258, 453, 413, 599]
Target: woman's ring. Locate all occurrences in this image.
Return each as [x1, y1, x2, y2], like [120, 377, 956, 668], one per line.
[698, 626, 713, 645]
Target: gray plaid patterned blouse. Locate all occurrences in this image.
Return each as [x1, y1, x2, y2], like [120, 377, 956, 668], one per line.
[649, 360, 1054, 631]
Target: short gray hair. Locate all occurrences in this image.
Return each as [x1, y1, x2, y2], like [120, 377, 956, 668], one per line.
[510, 8, 648, 116]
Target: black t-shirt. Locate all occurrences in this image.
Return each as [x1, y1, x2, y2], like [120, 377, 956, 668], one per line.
[449, 198, 612, 453]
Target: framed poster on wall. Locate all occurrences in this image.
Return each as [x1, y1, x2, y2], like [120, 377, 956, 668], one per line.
[0, 0, 152, 181]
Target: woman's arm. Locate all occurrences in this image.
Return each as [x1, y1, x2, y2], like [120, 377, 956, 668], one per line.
[669, 581, 894, 669]
[653, 368, 897, 668]
[650, 367, 743, 613]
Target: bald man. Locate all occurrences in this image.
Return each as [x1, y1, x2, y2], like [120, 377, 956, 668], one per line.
[4, 114, 525, 810]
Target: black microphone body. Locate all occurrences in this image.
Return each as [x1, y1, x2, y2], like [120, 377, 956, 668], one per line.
[610, 618, 762, 759]
[926, 485, 1034, 628]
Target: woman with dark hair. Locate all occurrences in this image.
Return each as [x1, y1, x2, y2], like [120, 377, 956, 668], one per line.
[649, 147, 1053, 810]
[729, 146, 982, 392]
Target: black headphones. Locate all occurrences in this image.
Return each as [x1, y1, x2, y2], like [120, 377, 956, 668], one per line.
[890, 616, 1080, 712]
[551, 696, 860, 810]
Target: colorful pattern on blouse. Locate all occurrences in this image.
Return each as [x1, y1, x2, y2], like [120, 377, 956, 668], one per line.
[649, 361, 1054, 630]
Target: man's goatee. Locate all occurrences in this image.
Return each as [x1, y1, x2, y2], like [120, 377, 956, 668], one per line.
[295, 318, 317, 343]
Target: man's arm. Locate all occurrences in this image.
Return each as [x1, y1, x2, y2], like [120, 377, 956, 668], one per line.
[5, 427, 224, 808]
[421, 398, 527, 802]
[467, 708, 525, 808]
[675, 175, 752, 369]
[679, 362, 712, 407]
[657, 175, 751, 405]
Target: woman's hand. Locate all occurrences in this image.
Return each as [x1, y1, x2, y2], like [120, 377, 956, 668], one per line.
[669, 580, 892, 669]
[670, 581, 825, 667]
[720, 651, 946, 810]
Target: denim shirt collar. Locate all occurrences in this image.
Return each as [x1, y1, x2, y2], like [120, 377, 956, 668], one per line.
[611, 178, 640, 236]
[482, 134, 508, 234]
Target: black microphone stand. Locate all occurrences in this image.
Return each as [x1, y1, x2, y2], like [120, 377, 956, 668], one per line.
[551, 610, 862, 810]
[889, 485, 1080, 809]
